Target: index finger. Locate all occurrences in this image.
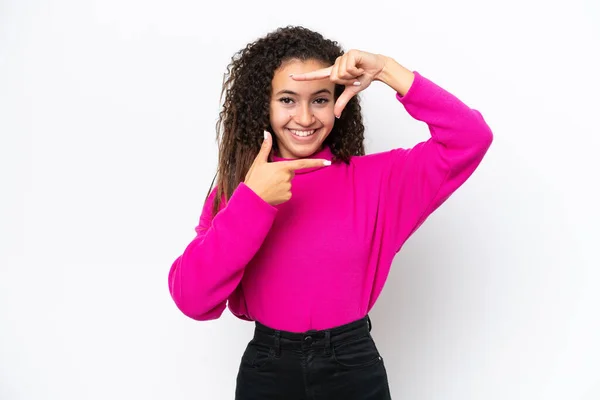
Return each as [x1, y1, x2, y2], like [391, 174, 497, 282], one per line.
[280, 158, 331, 170]
[289, 66, 332, 81]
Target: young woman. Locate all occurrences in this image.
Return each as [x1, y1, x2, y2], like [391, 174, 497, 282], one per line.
[168, 26, 493, 399]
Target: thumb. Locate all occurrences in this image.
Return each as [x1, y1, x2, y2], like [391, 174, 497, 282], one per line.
[334, 87, 358, 118]
[256, 130, 273, 163]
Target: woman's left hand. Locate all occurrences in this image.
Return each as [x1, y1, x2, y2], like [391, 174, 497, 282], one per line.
[290, 50, 388, 118]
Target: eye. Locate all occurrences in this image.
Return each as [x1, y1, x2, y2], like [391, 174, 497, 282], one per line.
[278, 97, 294, 104]
[314, 98, 329, 105]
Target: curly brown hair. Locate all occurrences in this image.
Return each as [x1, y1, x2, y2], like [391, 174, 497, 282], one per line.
[209, 26, 365, 216]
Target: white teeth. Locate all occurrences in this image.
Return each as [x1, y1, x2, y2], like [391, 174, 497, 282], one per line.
[289, 129, 315, 137]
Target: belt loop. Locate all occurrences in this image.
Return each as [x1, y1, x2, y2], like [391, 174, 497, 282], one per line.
[367, 315, 372, 332]
[324, 330, 331, 356]
[273, 331, 281, 358]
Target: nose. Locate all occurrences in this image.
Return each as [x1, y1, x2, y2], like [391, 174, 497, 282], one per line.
[295, 104, 315, 126]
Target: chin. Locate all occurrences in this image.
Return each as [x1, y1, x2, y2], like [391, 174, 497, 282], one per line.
[289, 143, 322, 158]
[273, 127, 330, 159]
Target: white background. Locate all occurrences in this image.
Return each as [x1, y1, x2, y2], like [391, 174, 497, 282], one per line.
[1, 0, 599, 399]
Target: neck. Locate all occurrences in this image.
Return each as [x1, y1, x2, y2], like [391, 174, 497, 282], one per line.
[271, 145, 334, 174]
[272, 145, 332, 161]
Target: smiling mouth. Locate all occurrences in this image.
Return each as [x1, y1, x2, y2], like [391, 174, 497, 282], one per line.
[288, 128, 317, 137]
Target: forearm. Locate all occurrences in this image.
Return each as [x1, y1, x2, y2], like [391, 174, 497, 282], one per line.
[168, 183, 278, 320]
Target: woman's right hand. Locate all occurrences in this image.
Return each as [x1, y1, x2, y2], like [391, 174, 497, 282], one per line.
[244, 131, 331, 206]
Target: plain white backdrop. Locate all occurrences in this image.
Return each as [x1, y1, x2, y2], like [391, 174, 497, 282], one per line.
[1, 0, 599, 399]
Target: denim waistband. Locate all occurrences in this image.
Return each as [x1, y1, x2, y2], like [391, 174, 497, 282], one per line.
[252, 315, 372, 354]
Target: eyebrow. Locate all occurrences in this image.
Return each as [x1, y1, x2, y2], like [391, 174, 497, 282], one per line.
[275, 89, 332, 96]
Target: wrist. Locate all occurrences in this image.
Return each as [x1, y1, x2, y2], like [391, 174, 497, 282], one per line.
[374, 55, 393, 82]
[375, 56, 415, 97]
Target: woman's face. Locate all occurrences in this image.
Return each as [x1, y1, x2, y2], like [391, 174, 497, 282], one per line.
[269, 59, 336, 159]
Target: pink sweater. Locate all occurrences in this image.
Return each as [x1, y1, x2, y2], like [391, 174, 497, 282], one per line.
[168, 71, 493, 332]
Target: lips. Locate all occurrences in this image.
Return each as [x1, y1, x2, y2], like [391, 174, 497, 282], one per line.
[290, 129, 315, 137]
[287, 128, 320, 139]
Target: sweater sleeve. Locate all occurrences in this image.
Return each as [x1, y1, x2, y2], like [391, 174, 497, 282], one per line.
[168, 182, 278, 321]
[378, 71, 494, 254]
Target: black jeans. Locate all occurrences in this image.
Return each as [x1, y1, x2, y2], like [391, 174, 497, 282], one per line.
[235, 315, 392, 400]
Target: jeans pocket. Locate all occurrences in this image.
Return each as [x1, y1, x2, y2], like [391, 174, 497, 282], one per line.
[332, 334, 383, 369]
[241, 339, 276, 370]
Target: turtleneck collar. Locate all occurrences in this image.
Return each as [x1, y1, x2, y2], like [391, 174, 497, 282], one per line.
[271, 146, 333, 174]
